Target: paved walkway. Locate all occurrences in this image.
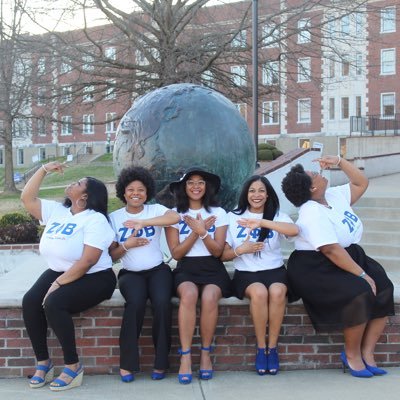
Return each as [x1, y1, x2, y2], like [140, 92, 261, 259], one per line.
[1, 369, 399, 400]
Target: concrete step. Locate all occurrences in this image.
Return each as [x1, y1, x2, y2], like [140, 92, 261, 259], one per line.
[361, 231, 400, 245]
[358, 243, 400, 258]
[356, 197, 399, 208]
[354, 207, 400, 220]
[360, 218, 400, 231]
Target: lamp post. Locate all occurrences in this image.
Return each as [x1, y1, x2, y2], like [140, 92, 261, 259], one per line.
[252, 0, 259, 167]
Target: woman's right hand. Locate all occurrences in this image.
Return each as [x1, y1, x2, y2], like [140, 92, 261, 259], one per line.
[42, 161, 68, 174]
[363, 274, 376, 296]
[236, 235, 264, 255]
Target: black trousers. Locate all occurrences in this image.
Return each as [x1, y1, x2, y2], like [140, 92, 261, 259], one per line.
[118, 263, 173, 372]
[22, 268, 116, 364]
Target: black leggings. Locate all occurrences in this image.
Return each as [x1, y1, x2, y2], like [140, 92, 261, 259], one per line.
[22, 268, 116, 365]
[118, 263, 173, 372]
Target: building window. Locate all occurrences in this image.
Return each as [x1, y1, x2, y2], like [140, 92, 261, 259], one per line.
[298, 19, 311, 43]
[83, 85, 95, 102]
[231, 30, 247, 48]
[381, 49, 396, 75]
[37, 87, 46, 106]
[230, 65, 247, 86]
[106, 112, 117, 133]
[341, 97, 349, 119]
[262, 61, 279, 85]
[82, 55, 94, 70]
[381, 93, 395, 118]
[355, 96, 362, 117]
[354, 13, 364, 35]
[355, 53, 363, 76]
[60, 59, 72, 74]
[381, 7, 396, 33]
[329, 98, 335, 120]
[105, 80, 116, 100]
[37, 57, 46, 75]
[61, 116, 72, 135]
[262, 101, 279, 125]
[39, 147, 46, 161]
[105, 47, 116, 60]
[326, 16, 336, 36]
[341, 56, 350, 77]
[61, 85, 72, 104]
[0, 149, 3, 165]
[201, 70, 215, 88]
[298, 58, 311, 82]
[262, 23, 280, 48]
[298, 98, 311, 123]
[328, 58, 335, 78]
[340, 15, 350, 36]
[83, 114, 94, 134]
[235, 103, 247, 119]
[37, 118, 46, 136]
[135, 49, 149, 66]
[17, 148, 24, 165]
[13, 118, 30, 137]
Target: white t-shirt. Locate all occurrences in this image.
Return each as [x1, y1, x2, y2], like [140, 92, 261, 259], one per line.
[171, 206, 228, 257]
[294, 184, 363, 251]
[109, 204, 169, 271]
[226, 210, 293, 272]
[39, 199, 114, 273]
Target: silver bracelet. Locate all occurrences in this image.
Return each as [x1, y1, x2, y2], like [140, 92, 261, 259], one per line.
[121, 242, 128, 251]
[359, 271, 366, 279]
[199, 232, 208, 240]
[42, 164, 49, 173]
[334, 155, 341, 167]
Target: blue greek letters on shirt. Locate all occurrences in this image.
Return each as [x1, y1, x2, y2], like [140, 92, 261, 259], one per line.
[119, 226, 156, 242]
[341, 210, 358, 233]
[178, 220, 216, 235]
[236, 225, 274, 240]
[46, 222, 77, 235]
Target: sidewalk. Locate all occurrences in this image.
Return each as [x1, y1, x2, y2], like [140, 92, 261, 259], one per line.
[1, 369, 399, 400]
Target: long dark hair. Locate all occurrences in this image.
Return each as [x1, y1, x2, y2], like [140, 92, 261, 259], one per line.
[63, 177, 109, 221]
[233, 175, 280, 243]
[173, 173, 220, 213]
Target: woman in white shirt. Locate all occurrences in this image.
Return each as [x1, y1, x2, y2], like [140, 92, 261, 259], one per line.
[281, 155, 394, 378]
[221, 175, 298, 376]
[109, 166, 179, 383]
[166, 167, 231, 384]
[21, 161, 116, 391]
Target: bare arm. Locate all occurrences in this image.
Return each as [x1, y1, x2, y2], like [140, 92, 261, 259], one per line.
[237, 218, 299, 237]
[123, 210, 180, 229]
[319, 243, 376, 294]
[220, 237, 264, 261]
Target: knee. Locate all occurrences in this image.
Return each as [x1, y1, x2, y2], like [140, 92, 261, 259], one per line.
[248, 286, 268, 305]
[179, 289, 198, 307]
[269, 285, 287, 303]
[201, 289, 221, 309]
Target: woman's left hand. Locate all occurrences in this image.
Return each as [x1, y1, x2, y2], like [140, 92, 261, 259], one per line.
[313, 155, 340, 171]
[183, 213, 210, 236]
[364, 274, 376, 296]
[237, 218, 262, 231]
[42, 282, 60, 306]
[123, 219, 144, 231]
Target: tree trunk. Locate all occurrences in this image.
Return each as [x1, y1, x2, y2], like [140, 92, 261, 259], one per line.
[2, 117, 19, 195]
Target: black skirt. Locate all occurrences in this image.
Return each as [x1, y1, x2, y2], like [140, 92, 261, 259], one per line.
[287, 243, 394, 332]
[173, 256, 232, 298]
[232, 266, 288, 300]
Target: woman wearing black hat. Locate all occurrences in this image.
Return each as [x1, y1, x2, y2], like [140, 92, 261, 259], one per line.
[166, 167, 231, 384]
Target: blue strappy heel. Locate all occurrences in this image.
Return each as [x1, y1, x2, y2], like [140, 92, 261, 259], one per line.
[178, 348, 192, 384]
[29, 361, 54, 388]
[255, 347, 267, 375]
[199, 346, 214, 380]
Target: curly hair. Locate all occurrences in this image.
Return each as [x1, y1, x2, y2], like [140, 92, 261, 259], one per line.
[281, 164, 312, 207]
[63, 177, 109, 220]
[233, 175, 280, 243]
[172, 172, 220, 213]
[115, 166, 156, 204]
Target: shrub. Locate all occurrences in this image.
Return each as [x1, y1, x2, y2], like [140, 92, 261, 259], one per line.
[0, 212, 39, 244]
[257, 143, 283, 161]
[258, 149, 274, 161]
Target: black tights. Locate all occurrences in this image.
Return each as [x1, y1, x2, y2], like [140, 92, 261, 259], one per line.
[22, 268, 116, 365]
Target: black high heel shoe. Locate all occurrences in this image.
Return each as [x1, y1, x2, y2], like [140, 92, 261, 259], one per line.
[340, 352, 373, 378]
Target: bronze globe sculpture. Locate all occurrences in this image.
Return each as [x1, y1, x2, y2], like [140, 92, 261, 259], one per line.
[113, 83, 255, 210]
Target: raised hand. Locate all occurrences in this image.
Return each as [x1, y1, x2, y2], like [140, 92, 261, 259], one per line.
[235, 233, 264, 256]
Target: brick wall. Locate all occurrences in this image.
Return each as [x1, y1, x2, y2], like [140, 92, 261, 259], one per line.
[1, 301, 399, 378]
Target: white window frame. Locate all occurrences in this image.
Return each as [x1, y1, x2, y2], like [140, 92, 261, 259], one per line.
[60, 59, 72, 74]
[37, 87, 46, 106]
[298, 98, 311, 123]
[231, 30, 247, 48]
[83, 114, 94, 134]
[37, 118, 46, 136]
[262, 23, 280, 48]
[61, 85, 72, 104]
[340, 15, 350, 36]
[328, 58, 335, 78]
[82, 55, 94, 71]
[37, 57, 46, 75]
[354, 12, 364, 36]
[106, 112, 117, 133]
[341, 56, 350, 77]
[262, 101, 279, 125]
[298, 19, 311, 43]
[262, 61, 279, 85]
[231, 65, 247, 87]
[329, 98, 335, 120]
[341, 97, 349, 120]
[381, 7, 396, 33]
[83, 85, 95, 102]
[355, 96, 362, 117]
[105, 47, 116, 60]
[105, 80, 116, 100]
[235, 103, 247, 119]
[0, 148, 3, 165]
[298, 58, 311, 82]
[201, 70, 215, 88]
[381, 93, 395, 118]
[39, 147, 46, 161]
[381, 48, 396, 75]
[355, 53, 363, 76]
[17, 148, 24, 165]
[61, 116, 72, 136]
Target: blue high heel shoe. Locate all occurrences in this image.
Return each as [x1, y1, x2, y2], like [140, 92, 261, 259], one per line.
[29, 361, 54, 388]
[151, 370, 166, 380]
[199, 346, 214, 380]
[255, 347, 267, 375]
[363, 360, 387, 376]
[178, 348, 192, 384]
[340, 352, 373, 378]
[120, 370, 134, 383]
[267, 347, 280, 375]
[49, 364, 84, 391]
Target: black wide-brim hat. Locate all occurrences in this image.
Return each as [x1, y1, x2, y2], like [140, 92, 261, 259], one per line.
[169, 167, 221, 194]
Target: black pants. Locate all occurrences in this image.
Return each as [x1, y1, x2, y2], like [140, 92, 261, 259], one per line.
[22, 268, 116, 364]
[118, 263, 173, 372]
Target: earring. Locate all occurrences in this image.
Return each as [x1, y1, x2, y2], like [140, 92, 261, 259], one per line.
[76, 198, 87, 209]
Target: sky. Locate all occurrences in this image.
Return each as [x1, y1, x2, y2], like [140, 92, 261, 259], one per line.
[1, 0, 242, 35]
